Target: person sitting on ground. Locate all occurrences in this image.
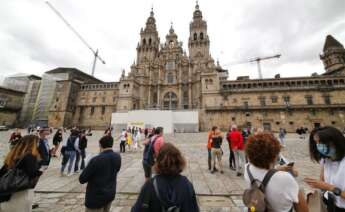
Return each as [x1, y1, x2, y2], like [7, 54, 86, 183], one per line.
[79, 136, 121, 212]
[0, 135, 43, 211]
[244, 132, 308, 212]
[211, 128, 224, 174]
[305, 126, 345, 211]
[131, 143, 199, 212]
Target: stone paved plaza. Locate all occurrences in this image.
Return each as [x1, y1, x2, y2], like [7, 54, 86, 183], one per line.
[0, 130, 321, 211]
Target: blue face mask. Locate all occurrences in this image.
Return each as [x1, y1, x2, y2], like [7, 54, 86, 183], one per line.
[316, 144, 336, 158]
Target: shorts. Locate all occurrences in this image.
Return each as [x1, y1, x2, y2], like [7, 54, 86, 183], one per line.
[142, 161, 152, 178]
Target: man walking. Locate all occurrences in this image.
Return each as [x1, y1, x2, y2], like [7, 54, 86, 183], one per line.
[229, 125, 245, 176]
[119, 129, 127, 153]
[75, 129, 88, 172]
[226, 127, 236, 170]
[79, 136, 121, 212]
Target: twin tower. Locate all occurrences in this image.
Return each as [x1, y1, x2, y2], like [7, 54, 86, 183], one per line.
[135, 2, 211, 64]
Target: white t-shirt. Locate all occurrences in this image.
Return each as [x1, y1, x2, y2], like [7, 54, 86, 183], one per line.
[322, 157, 345, 208]
[244, 163, 299, 212]
[120, 131, 127, 141]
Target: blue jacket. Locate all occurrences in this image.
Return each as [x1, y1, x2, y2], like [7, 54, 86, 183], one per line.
[38, 138, 50, 166]
[79, 150, 121, 209]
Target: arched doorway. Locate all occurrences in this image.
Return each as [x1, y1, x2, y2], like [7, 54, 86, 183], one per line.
[163, 92, 178, 110]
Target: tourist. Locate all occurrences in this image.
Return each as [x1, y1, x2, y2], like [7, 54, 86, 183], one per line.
[207, 126, 217, 171]
[52, 128, 63, 157]
[38, 127, 51, 169]
[127, 130, 132, 151]
[211, 128, 224, 174]
[79, 136, 121, 212]
[244, 132, 308, 212]
[75, 130, 87, 172]
[279, 128, 287, 147]
[8, 128, 22, 149]
[132, 143, 199, 212]
[144, 128, 148, 138]
[229, 125, 245, 176]
[142, 128, 156, 180]
[0, 135, 43, 212]
[134, 129, 142, 150]
[305, 126, 345, 211]
[153, 127, 165, 157]
[226, 127, 236, 170]
[119, 129, 127, 153]
[60, 130, 79, 176]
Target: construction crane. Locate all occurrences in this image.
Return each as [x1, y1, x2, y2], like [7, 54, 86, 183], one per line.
[46, 1, 106, 76]
[224, 54, 281, 79]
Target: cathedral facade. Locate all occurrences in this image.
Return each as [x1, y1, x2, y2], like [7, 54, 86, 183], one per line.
[46, 3, 345, 132]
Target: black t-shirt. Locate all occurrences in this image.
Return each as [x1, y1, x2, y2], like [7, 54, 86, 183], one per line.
[211, 136, 222, 148]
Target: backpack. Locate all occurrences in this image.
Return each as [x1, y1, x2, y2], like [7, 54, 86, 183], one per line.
[143, 136, 158, 166]
[153, 177, 180, 212]
[243, 165, 277, 212]
[79, 137, 87, 149]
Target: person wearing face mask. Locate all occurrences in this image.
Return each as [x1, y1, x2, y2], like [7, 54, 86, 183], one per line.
[305, 126, 345, 211]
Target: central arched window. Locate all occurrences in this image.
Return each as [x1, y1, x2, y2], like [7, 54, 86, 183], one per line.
[200, 32, 204, 40]
[149, 38, 152, 45]
[163, 92, 178, 110]
[193, 33, 197, 40]
[167, 72, 174, 83]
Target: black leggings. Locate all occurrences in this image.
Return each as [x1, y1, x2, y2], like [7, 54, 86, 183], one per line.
[120, 140, 126, 152]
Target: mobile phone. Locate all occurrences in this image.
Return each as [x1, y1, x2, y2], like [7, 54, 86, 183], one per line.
[287, 162, 295, 167]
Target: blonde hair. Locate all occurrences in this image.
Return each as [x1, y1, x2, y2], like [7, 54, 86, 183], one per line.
[4, 135, 41, 168]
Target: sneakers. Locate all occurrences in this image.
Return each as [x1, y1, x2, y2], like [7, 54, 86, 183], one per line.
[236, 172, 242, 177]
[210, 170, 215, 174]
[67, 172, 74, 177]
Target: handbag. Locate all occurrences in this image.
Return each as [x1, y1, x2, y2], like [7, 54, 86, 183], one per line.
[0, 158, 39, 194]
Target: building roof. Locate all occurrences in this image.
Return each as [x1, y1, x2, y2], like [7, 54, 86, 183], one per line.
[323, 35, 344, 51]
[45, 67, 103, 83]
[6, 73, 42, 80]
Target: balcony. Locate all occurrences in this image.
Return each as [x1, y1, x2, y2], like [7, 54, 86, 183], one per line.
[205, 103, 345, 111]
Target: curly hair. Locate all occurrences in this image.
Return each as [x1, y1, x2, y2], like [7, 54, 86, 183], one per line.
[245, 132, 281, 169]
[154, 143, 186, 176]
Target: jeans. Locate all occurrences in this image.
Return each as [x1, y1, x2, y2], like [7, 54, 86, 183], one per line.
[211, 148, 223, 172]
[74, 149, 86, 172]
[61, 150, 76, 174]
[234, 150, 245, 174]
[229, 149, 236, 168]
[207, 148, 216, 170]
[120, 140, 126, 152]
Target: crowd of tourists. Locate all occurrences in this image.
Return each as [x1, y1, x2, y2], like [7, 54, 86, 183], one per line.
[0, 124, 344, 212]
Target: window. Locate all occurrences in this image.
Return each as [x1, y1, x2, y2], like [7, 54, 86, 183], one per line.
[167, 72, 174, 83]
[283, 96, 290, 106]
[193, 33, 197, 40]
[102, 97, 106, 103]
[258, 96, 266, 106]
[166, 61, 175, 70]
[101, 106, 105, 115]
[143, 38, 146, 45]
[56, 97, 59, 102]
[243, 101, 249, 109]
[232, 117, 236, 121]
[323, 95, 331, 105]
[305, 95, 313, 105]
[271, 96, 278, 103]
[92, 97, 96, 103]
[200, 32, 204, 40]
[149, 38, 152, 45]
[90, 107, 95, 115]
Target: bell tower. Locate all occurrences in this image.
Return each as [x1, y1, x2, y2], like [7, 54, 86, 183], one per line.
[188, 2, 210, 60]
[136, 8, 160, 64]
[320, 35, 345, 75]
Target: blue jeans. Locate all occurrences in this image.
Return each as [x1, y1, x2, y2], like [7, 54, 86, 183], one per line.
[61, 150, 76, 174]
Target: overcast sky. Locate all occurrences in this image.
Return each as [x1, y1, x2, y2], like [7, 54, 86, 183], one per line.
[0, 0, 344, 83]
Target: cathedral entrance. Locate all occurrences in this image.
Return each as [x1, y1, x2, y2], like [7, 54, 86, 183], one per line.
[163, 92, 178, 110]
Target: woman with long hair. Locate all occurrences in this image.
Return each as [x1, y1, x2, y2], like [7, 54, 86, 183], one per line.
[305, 126, 345, 211]
[52, 128, 63, 157]
[0, 135, 43, 212]
[132, 143, 199, 212]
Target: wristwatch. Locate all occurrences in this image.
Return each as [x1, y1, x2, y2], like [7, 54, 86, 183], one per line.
[333, 187, 342, 196]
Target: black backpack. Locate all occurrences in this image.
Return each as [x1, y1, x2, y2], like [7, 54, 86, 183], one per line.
[153, 178, 180, 212]
[143, 136, 158, 166]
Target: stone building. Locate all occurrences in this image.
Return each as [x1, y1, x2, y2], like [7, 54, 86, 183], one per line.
[0, 86, 25, 127]
[45, 3, 345, 132]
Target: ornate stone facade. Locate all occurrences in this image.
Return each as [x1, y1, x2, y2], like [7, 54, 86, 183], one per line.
[47, 3, 345, 132]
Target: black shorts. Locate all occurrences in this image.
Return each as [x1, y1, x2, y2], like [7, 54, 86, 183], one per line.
[142, 161, 152, 178]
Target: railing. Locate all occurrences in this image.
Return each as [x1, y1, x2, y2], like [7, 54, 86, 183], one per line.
[205, 104, 345, 111]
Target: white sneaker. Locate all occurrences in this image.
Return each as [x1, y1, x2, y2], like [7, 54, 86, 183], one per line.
[67, 172, 74, 177]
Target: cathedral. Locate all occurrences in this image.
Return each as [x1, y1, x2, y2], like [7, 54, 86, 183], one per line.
[42, 3, 345, 132]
